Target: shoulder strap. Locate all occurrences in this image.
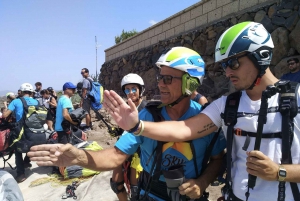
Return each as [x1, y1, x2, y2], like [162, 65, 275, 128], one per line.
[200, 127, 222, 175]
[223, 91, 242, 193]
[86, 78, 94, 91]
[278, 81, 300, 201]
[145, 101, 163, 122]
[19, 97, 28, 111]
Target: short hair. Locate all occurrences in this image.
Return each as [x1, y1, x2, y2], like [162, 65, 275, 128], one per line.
[81, 68, 89, 73]
[287, 58, 299, 63]
[40, 89, 50, 95]
[35, 82, 42, 86]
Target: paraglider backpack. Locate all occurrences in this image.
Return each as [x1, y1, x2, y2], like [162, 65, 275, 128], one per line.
[222, 80, 300, 201]
[20, 97, 48, 133]
[87, 78, 104, 111]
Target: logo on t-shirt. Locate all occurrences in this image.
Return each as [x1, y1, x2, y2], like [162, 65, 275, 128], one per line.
[161, 142, 193, 167]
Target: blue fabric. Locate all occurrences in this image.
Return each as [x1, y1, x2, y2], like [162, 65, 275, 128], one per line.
[116, 100, 226, 201]
[55, 95, 73, 131]
[8, 96, 38, 122]
[281, 71, 300, 83]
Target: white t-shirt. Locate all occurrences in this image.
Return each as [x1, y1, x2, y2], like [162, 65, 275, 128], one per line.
[202, 90, 300, 201]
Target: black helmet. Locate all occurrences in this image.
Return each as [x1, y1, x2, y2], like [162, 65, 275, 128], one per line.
[47, 87, 53, 91]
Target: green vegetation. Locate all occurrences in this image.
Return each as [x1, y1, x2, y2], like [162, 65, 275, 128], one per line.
[115, 29, 138, 44]
[56, 91, 81, 104]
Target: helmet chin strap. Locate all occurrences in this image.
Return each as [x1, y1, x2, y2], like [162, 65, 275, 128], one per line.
[246, 53, 268, 90]
[166, 94, 188, 107]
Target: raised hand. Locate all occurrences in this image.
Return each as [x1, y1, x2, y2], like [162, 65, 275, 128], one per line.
[28, 144, 81, 167]
[103, 90, 139, 130]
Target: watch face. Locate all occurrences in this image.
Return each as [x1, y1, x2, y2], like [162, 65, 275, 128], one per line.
[279, 170, 287, 177]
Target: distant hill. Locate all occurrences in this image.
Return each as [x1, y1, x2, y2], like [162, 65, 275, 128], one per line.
[0, 90, 13, 96]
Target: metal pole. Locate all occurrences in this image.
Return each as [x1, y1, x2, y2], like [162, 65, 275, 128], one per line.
[95, 36, 98, 78]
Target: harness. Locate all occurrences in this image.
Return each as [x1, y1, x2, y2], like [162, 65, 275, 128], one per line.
[222, 80, 300, 201]
[139, 101, 220, 201]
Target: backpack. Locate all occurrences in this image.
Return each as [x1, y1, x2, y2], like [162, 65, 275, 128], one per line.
[0, 119, 15, 170]
[221, 80, 300, 201]
[20, 97, 48, 133]
[12, 97, 48, 153]
[87, 78, 104, 111]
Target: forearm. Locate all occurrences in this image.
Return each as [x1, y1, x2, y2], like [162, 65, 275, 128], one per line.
[77, 147, 128, 171]
[139, 113, 217, 142]
[63, 111, 77, 125]
[281, 164, 300, 183]
[195, 151, 225, 190]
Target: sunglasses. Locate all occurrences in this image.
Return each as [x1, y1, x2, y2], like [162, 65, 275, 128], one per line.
[220, 54, 248, 71]
[157, 74, 182, 85]
[124, 87, 137, 95]
[288, 62, 295, 66]
[81, 72, 85, 75]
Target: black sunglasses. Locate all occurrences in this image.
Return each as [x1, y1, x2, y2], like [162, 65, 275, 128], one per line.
[221, 54, 248, 71]
[157, 74, 182, 85]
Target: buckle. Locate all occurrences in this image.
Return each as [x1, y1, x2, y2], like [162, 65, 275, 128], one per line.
[235, 128, 242, 136]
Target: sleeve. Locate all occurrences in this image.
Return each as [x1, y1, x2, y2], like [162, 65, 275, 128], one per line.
[115, 107, 154, 155]
[201, 96, 226, 128]
[62, 98, 73, 109]
[0, 171, 24, 200]
[210, 130, 226, 156]
[7, 100, 17, 112]
[82, 79, 90, 89]
[115, 132, 143, 155]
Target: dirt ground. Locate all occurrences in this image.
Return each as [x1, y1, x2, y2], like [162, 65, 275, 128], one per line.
[86, 109, 224, 201]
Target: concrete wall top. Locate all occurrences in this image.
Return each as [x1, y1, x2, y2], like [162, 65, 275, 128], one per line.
[105, 0, 278, 62]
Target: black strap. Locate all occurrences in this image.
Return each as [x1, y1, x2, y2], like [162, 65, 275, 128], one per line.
[223, 91, 242, 195]
[200, 128, 221, 175]
[278, 81, 300, 201]
[233, 129, 282, 138]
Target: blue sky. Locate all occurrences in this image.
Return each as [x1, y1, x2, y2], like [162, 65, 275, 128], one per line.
[0, 0, 200, 94]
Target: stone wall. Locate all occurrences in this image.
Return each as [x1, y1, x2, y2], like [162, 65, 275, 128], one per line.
[100, 0, 300, 101]
[104, 0, 278, 62]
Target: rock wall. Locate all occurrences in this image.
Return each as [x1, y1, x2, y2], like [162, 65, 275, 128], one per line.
[100, 0, 300, 101]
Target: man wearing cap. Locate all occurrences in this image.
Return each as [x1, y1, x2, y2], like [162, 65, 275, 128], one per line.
[55, 82, 78, 144]
[281, 57, 300, 83]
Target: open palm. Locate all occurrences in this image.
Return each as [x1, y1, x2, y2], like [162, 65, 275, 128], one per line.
[103, 90, 139, 130]
[28, 144, 81, 167]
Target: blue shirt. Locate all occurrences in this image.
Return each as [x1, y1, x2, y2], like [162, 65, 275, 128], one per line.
[55, 95, 73, 131]
[116, 100, 226, 201]
[281, 70, 300, 83]
[8, 96, 38, 122]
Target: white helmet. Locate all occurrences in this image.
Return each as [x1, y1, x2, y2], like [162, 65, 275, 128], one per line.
[121, 73, 145, 97]
[19, 83, 34, 92]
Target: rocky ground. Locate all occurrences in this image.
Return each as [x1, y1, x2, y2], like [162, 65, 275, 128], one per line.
[85, 109, 223, 201]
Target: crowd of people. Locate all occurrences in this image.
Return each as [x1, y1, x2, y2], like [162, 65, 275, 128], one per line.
[0, 21, 299, 201]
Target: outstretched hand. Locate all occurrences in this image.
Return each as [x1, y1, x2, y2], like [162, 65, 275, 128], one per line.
[28, 144, 81, 167]
[103, 90, 139, 131]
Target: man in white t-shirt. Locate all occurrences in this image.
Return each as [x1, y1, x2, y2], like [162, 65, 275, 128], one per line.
[102, 22, 300, 201]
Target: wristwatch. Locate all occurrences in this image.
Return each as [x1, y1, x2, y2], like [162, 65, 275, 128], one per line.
[278, 165, 287, 181]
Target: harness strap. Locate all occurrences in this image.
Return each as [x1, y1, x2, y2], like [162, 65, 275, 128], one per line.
[278, 81, 300, 201]
[223, 91, 242, 198]
[234, 129, 282, 138]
